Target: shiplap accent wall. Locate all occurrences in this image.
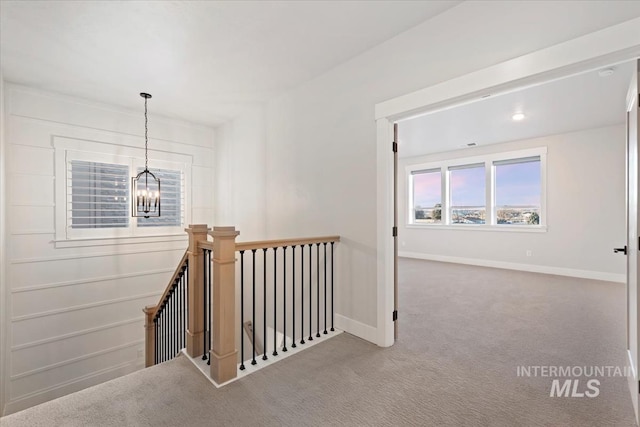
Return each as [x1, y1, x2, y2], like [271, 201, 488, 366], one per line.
[3, 84, 215, 415]
[1, 72, 8, 416]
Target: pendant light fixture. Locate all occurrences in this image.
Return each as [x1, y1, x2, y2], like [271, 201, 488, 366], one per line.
[132, 92, 161, 218]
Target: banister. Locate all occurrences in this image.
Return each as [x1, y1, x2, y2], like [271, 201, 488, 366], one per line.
[147, 249, 188, 320]
[143, 248, 189, 367]
[235, 235, 340, 252]
[144, 225, 341, 378]
[199, 241, 214, 251]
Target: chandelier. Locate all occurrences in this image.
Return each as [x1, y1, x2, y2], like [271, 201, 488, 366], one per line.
[132, 92, 160, 218]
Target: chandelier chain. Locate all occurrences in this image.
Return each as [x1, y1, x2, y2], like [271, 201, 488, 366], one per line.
[144, 96, 148, 171]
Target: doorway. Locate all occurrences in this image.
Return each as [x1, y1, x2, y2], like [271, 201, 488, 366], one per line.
[375, 24, 640, 423]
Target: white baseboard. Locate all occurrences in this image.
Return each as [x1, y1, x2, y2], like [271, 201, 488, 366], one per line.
[334, 314, 377, 344]
[399, 251, 625, 283]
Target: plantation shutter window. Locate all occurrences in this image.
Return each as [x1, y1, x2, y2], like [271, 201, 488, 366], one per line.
[68, 160, 129, 229]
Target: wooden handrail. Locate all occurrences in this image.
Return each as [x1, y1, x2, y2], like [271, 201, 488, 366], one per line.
[199, 241, 214, 251]
[147, 249, 189, 319]
[235, 235, 340, 252]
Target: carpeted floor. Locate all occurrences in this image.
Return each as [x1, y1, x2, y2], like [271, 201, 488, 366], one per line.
[1, 259, 636, 426]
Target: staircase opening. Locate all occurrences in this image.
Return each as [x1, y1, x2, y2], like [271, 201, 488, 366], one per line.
[143, 224, 342, 386]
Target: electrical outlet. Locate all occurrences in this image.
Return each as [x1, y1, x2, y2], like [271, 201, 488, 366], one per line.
[526, 250, 532, 257]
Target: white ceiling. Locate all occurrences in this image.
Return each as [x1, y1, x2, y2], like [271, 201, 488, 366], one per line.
[0, 0, 460, 126]
[398, 61, 635, 158]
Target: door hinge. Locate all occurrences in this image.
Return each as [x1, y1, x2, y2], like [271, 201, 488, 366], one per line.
[392, 226, 398, 237]
[392, 142, 398, 153]
[392, 310, 398, 321]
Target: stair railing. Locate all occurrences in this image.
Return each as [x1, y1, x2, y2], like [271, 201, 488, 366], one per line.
[144, 224, 211, 368]
[143, 250, 188, 367]
[144, 225, 340, 386]
[234, 236, 340, 373]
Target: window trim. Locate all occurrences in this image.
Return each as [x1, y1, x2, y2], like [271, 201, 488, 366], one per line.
[406, 147, 547, 231]
[53, 136, 192, 245]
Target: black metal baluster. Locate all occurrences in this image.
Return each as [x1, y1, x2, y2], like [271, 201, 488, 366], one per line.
[273, 247, 278, 356]
[207, 250, 212, 365]
[157, 312, 161, 363]
[183, 262, 187, 351]
[308, 244, 313, 341]
[252, 249, 257, 365]
[154, 317, 158, 364]
[158, 310, 164, 363]
[180, 273, 184, 350]
[282, 246, 288, 352]
[157, 315, 160, 364]
[300, 244, 305, 345]
[239, 251, 246, 371]
[185, 269, 188, 347]
[171, 287, 175, 357]
[174, 288, 177, 357]
[292, 245, 297, 348]
[178, 276, 182, 350]
[159, 304, 162, 363]
[323, 243, 328, 334]
[262, 248, 268, 361]
[164, 303, 168, 362]
[174, 286, 178, 355]
[202, 250, 208, 361]
[331, 242, 335, 332]
[175, 283, 179, 354]
[316, 243, 320, 338]
[184, 263, 188, 346]
[182, 273, 185, 349]
[171, 291, 175, 358]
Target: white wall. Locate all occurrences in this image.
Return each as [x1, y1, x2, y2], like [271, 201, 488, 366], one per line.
[1, 70, 8, 416]
[256, 1, 640, 337]
[214, 107, 267, 241]
[398, 125, 626, 282]
[2, 85, 215, 414]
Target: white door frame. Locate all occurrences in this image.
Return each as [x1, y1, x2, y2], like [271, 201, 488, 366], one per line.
[374, 17, 640, 348]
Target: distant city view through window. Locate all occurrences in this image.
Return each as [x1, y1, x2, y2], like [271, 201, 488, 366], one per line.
[412, 169, 441, 223]
[449, 164, 485, 224]
[411, 153, 542, 226]
[495, 158, 541, 225]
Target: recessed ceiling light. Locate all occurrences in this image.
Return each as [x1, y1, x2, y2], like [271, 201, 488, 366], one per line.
[598, 67, 615, 77]
[512, 113, 525, 121]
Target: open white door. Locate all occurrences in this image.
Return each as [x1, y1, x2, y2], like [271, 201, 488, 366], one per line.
[393, 123, 398, 340]
[626, 59, 640, 423]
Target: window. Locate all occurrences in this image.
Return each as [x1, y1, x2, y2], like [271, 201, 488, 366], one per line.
[54, 137, 192, 242]
[449, 164, 485, 224]
[407, 148, 546, 230]
[411, 168, 441, 223]
[494, 157, 541, 225]
[69, 160, 130, 229]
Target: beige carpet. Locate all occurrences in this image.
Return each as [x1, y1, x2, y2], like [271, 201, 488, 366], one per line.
[1, 259, 636, 426]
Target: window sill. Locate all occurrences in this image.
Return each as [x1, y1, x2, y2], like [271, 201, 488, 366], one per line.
[404, 224, 547, 233]
[53, 233, 188, 249]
